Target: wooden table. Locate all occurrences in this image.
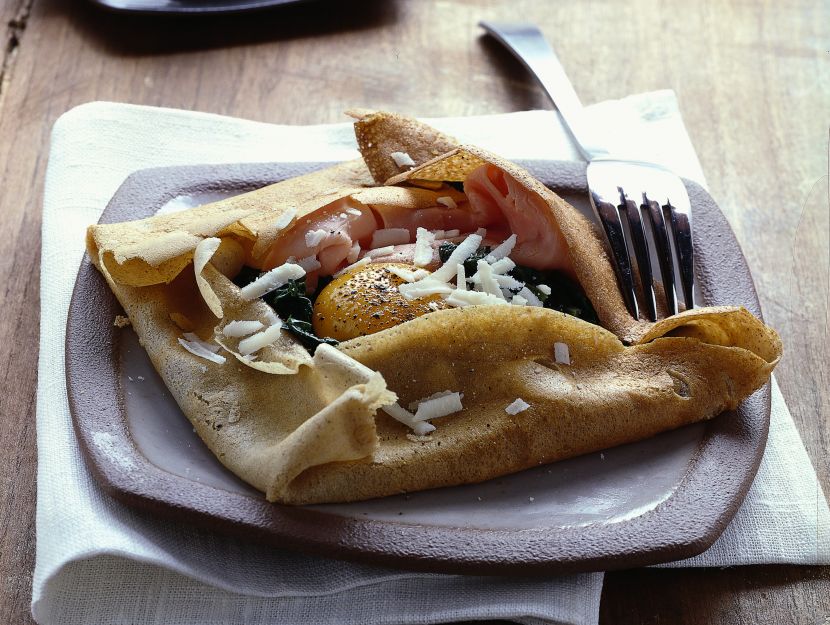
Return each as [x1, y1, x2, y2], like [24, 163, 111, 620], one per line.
[1, 0, 827, 622]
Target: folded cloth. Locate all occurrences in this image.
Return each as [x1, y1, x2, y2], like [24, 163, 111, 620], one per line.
[33, 93, 829, 625]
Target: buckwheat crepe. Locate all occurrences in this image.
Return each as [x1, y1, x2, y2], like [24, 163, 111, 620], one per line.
[86, 112, 781, 504]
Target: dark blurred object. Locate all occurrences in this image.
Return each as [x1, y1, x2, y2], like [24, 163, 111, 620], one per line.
[89, 0, 322, 15]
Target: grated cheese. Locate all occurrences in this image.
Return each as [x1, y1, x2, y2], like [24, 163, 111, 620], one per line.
[334, 256, 371, 278]
[505, 398, 530, 415]
[390, 151, 416, 168]
[554, 342, 571, 365]
[382, 402, 436, 435]
[398, 279, 454, 299]
[485, 234, 517, 263]
[475, 260, 505, 299]
[455, 264, 466, 291]
[273, 208, 297, 231]
[346, 207, 363, 217]
[304, 229, 329, 248]
[240, 263, 306, 300]
[386, 266, 429, 283]
[413, 391, 464, 422]
[436, 196, 457, 209]
[490, 257, 516, 275]
[178, 336, 226, 365]
[430, 233, 483, 282]
[222, 320, 264, 338]
[537, 284, 552, 295]
[511, 295, 528, 306]
[518, 286, 544, 307]
[413, 227, 436, 267]
[238, 322, 284, 357]
[445, 290, 509, 307]
[367, 245, 396, 257]
[492, 273, 524, 292]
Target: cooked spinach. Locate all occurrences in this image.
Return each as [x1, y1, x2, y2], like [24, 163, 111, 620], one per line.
[438, 242, 493, 275]
[435, 243, 599, 324]
[231, 267, 338, 352]
[509, 266, 599, 324]
[282, 317, 339, 350]
[262, 278, 313, 321]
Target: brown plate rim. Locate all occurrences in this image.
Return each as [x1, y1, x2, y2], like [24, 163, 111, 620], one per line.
[65, 160, 771, 575]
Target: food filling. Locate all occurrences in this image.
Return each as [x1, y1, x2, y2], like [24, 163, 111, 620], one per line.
[227, 163, 598, 349]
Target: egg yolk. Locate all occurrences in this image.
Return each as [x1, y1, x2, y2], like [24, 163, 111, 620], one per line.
[312, 262, 450, 341]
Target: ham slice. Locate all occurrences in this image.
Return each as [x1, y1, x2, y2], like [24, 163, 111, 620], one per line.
[262, 198, 377, 275]
[464, 164, 573, 273]
[263, 165, 574, 281]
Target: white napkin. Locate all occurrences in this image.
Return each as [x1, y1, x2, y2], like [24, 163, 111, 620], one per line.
[34, 93, 830, 625]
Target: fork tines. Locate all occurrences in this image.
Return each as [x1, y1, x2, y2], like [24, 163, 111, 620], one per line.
[590, 177, 695, 322]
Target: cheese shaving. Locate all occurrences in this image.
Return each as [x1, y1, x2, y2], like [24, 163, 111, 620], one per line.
[371, 228, 410, 248]
[475, 260, 504, 299]
[346, 207, 363, 217]
[505, 398, 530, 415]
[193, 237, 225, 318]
[413, 227, 436, 267]
[274, 208, 297, 231]
[485, 234, 517, 263]
[413, 391, 463, 422]
[366, 245, 396, 258]
[511, 295, 528, 306]
[407, 390, 461, 412]
[554, 342, 571, 365]
[304, 229, 329, 248]
[445, 290, 509, 307]
[238, 322, 285, 357]
[490, 257, 516, 275]
[178, 336, 226, 364]
[334, 256, 371, 278]
[492, 273, 525, 291]
[382, 402, 436, 435]
[430, 233, 483, 282]
[537, 284, 552, 295]
[398, 279, 454, 299]
[436, 196, 457, 209]
[390, 151, 416, 168]
[183, 332, 221, 352]
[240, 263, 306, 300]
[518, 287, 544, 307]
[386, 266, 429, 283]
[222, 320, 265, 338]
[455, 264, 466, 291]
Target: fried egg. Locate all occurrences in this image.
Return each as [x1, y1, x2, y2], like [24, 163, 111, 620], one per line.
[312, 262, 450, 341]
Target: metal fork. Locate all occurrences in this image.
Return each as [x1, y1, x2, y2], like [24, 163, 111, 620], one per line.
[480, 21, 695, 320]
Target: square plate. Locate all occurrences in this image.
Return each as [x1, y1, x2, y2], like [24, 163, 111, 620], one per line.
[66, 160, 770, 575]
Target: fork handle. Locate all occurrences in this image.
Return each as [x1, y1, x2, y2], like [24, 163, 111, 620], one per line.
[480, 21, 609, 161]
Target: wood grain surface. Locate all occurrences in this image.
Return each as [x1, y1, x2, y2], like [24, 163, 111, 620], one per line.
[0, 0, 827, 623]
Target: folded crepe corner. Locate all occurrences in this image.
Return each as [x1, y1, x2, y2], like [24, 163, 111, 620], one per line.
[83, 110, 783, 504]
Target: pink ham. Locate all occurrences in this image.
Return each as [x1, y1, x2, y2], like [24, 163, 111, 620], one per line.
[262, 165, 574, 282]
[464, 164, 573, 274]
[262, 198, 377, 275]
